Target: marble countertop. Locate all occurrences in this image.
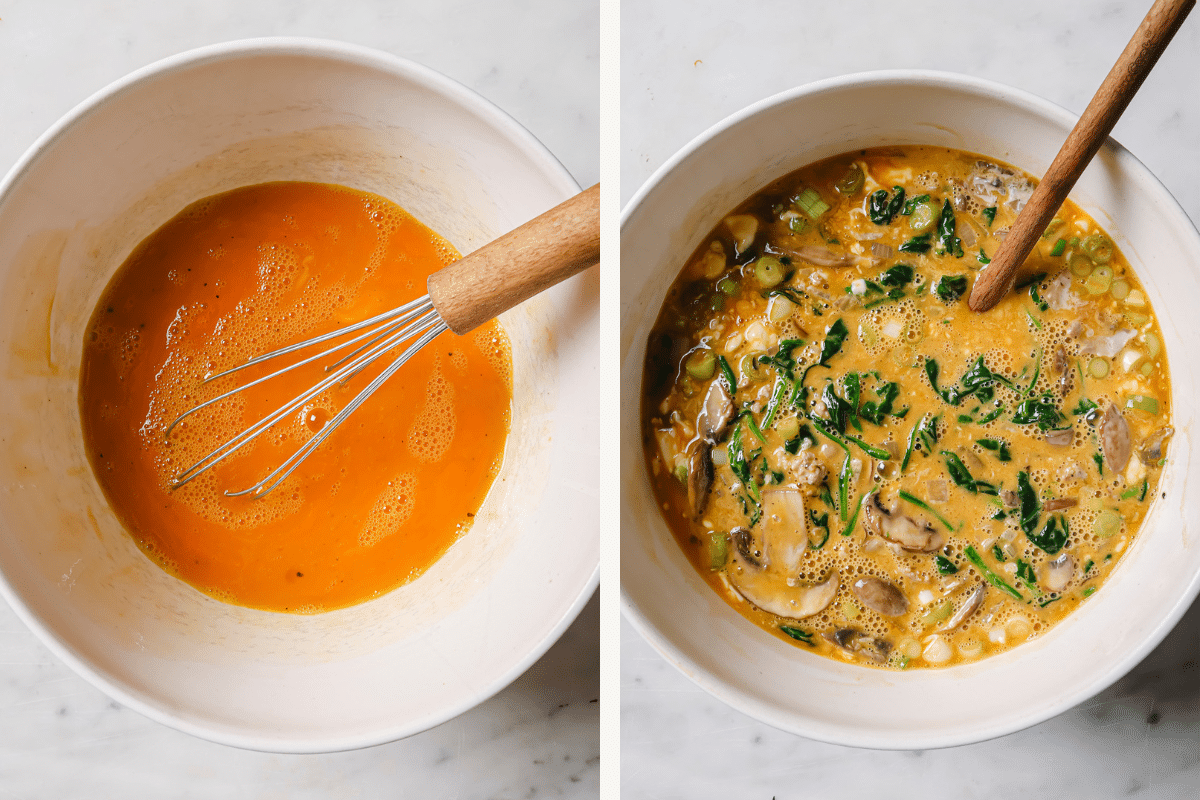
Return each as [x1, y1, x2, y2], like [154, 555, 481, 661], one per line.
[0, 1, 597, 797]
[622, 1, 1200, 797]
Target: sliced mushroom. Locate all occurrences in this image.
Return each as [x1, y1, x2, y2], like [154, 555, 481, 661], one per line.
[1045, 428, 1074, 447]
[999, 489, 1020, 509]
[760, 489, 810, 573]
[732, 526, 764, 568]
[1042, 553, 1074, 592]
[862, 491, 944, 552]
[1100, 403, 1132, 474]
[686, 441, 714, 518]
[699, 379, 735, 442]
[852, 577, 909, 617]
[941, 584, 986, 632]
[1079, 328, 1137, 358]
[1140, 426, 1174, 462]
[825, 628, 892, 663]
[1044, 497, 1078, 512]
[1051, 345, 1068, 375]
[778, 244, 852, 269]
[727, 561, 839, 620]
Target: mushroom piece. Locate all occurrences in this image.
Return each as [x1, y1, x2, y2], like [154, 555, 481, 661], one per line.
[825, 628, 892, 663]
[1140, 426, 1174, 462]
[1045, 428, 1074, 447]
[723, 214, 758, 255]
[1042, 553, 1074, 592]
[852, 577, 909, 617]
[862, 491, 944, 552]
[1079, 328, 1137, 358]
[732, 527, 763, 568]
[686, 441, 714, 518]
[698, 379, 735, 442]
[1044, 497, 1078, 512]
[941, 584, 986, 631]
[1099, 403, 1133, 474]
[760, 489, 811, 572]
[778, 244, 852, 269]
[999, 489, 1021, 509]
[727, 551, 839, 620]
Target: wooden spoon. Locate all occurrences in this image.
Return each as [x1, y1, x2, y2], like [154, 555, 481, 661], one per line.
[968, 0, 1194, 313]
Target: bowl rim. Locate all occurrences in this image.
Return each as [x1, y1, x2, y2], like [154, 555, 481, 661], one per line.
[0, 36, 598, 754]
[620, 67, 1200, 749]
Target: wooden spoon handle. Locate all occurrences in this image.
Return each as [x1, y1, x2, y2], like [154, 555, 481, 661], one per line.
[968, 0, 1194, 312]
[427, 183, 600, 334]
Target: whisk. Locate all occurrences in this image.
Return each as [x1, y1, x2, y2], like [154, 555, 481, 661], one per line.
[166, 182, 600, 498]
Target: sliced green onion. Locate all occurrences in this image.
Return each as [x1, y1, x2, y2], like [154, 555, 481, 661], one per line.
[708, 532, 728, 570]
[1081, 234, 1113, 264]
[1110, 279, 1130, 300]
[908, 202, 938, 233]
[1088, 357, 1110, 379]
[834, 164, 865, 195]
[754, 255, 785, 287]
[1093, 509, 1122, 539]
[1084, 265, 1113, 295]
[717, 277, 739, 295]
[1050, 238, 1067, 257]
[685, 349, 716, 380]
[1125, 394, 1159, 414]
[1068, 253, 1093, 277]
[794, 188, 831, 219]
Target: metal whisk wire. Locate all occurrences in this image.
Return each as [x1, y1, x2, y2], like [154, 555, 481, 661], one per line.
[164, 183, 599, 499]
[168, 299, 445, 497]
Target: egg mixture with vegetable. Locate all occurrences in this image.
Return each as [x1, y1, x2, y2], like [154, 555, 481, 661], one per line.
[641, 146, 1171, 668]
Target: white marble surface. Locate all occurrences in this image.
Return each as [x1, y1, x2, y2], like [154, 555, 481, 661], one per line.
[621, 0, 1200, 797]
[0, 1, 597, 797]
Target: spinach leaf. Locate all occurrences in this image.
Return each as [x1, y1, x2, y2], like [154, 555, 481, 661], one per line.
[976, 438, 1012, 461]
[1016, 471, 1040, 536]
[899, 234, 932, 254]
[780, 626, 814, 644]
[934, 555, 958, 575]
[940, 450, 997, 495]
[818, 318, 849, 365]
[1027, 514, 1069, 555]
[844, 372, 862, 431]
[897, 490, 956, 531]
[1071, 397, 1099, 416]
[878, 264, 914, 287]
[982, 206, 997, 227]
[901, 194, 931, 215]
[936, 199, 964, 257]
[964, 545, 1023, 600]
[934, 275, 969, 302]
[859, 381, 902, 425]
[1011, 393, 1067, 430]
[991, 544, 1007, 562]
[808, 509, 830, 550]
[868, 186, 906, 225]
[1092, 451, 1104, 476]
[821, 382, 853, 434]
[717, 354, 737, 397]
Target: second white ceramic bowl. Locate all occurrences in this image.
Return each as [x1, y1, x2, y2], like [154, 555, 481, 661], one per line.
[0, 39, 599, 752]
[621, 71, 1200, 749]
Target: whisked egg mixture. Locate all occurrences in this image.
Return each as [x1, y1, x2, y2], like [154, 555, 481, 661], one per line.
[80, 181, 512, 613]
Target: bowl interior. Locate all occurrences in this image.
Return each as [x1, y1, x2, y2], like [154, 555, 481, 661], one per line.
[0, 41, 599, 751]
[621, 72, 1200, 749]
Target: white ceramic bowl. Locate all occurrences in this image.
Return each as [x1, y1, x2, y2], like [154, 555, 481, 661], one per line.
[0, 38, 598, 752]
[621, 71, 1200, 749]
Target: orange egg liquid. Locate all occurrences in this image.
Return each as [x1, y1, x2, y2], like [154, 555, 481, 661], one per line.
[79, 182, 511, 613]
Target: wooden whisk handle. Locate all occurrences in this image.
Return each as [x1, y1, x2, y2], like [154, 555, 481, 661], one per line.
[427, 183, 600, 334]
[968, 0, 1194, 313]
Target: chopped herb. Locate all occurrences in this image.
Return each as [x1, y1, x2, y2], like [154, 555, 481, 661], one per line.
[1025, 308, 1043, 330]
[727, 423, 762, 523]
[899, 234, 932, 254]
[1139, 479, 1148, 501]
[991, 544, 1007, 562]
[1072, 397, 1099, 416]
[1016, 471, 1040, 536]
[934, 275, 969, 302]
[1082, 586, 1097, 598]
[897, 490, 956, 531]
[977, 249, 991, 265]
[941, 450, 997, 495]
[780, 626, 815, 644]
[818, 482, 835, 509]
[976, 438, 1012, 461]
[1092, 451, 1104, 476]
[936, 199, 964, 257]
[878, 264, 915, 287]
[982, 207, 997, 227]
[964, 545, 1023, 601]
[1027, 514, 1069, 555]
[717, 354, 737, 397]
[868, 186, 906, 225]
[1084, 559, 1094, 574]
[934, 555, 958, 575]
